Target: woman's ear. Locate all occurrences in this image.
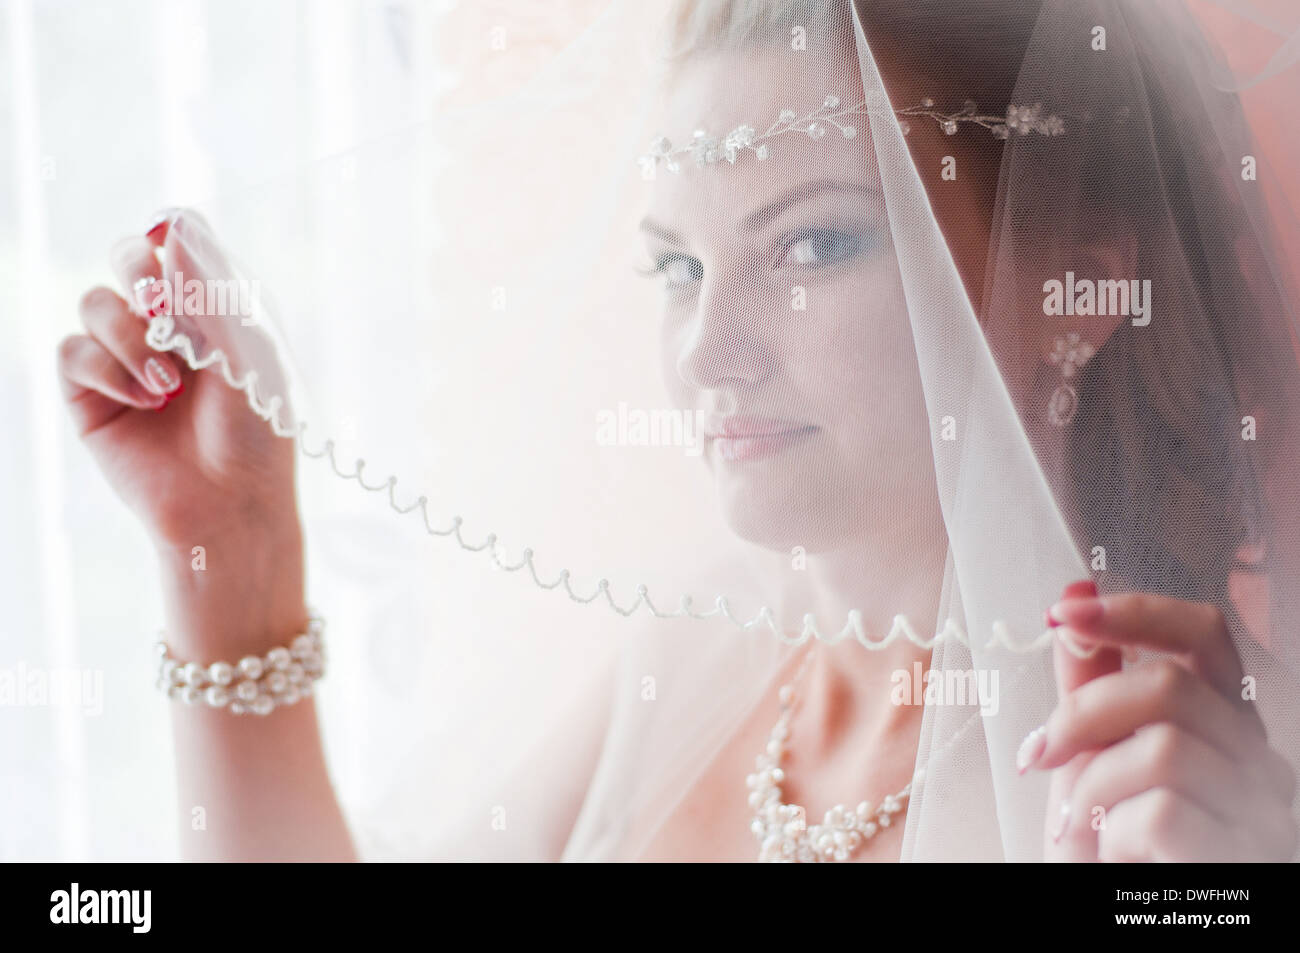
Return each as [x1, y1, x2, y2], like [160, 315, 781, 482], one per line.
[1073, 229, 1141, 351]
[1027, 228, 1144, 425]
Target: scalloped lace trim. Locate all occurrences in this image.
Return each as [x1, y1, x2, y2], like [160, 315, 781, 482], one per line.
[145, 315, 1081, 655]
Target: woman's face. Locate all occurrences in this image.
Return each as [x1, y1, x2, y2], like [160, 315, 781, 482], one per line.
[641, 52, 938, 554]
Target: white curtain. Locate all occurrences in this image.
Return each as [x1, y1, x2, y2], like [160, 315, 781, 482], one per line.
[0, 0, 447, 862]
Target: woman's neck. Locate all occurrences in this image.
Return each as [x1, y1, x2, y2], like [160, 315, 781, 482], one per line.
[788, 500, 949, 745]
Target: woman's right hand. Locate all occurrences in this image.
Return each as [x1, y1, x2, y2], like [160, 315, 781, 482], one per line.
[57, 212, 299, 552]
[59, 223, 354, 862]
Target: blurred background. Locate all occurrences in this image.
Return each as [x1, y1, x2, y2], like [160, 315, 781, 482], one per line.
[0, 0, 612, 862]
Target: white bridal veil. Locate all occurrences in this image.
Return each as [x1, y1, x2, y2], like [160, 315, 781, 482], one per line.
[135, 0, 1299, 861]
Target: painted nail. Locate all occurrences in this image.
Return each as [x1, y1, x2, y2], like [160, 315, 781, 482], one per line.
[1051, 800, 1072, 843]
[131, 277, 153, 315]
[1016, 724, 1048, 774]
[132, 276, 168, 317]
[145, 209, 174, 240]
[154, 380, 183, 411]
[1046, 582, 1094, 629]
[144, 356, 182, 396]
[132, 381, 168, 408]
[1047, 597, 1103, 627]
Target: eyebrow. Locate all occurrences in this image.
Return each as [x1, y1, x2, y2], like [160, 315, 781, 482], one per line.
[740, 179, 880, 231]
[638, 178, 880, 244]
[637, 217, 686, 245]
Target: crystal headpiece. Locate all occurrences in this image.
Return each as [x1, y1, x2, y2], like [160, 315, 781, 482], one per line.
[640, 93, 1064, 173]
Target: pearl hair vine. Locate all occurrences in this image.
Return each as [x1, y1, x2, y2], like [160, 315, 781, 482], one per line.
[640, 93, 1064, 173]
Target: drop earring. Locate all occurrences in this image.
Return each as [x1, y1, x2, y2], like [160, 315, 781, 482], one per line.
[1046, 332, 1095, 427]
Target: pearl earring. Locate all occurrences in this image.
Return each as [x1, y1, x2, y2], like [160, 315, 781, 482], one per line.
[1046, 332, 1095, 427]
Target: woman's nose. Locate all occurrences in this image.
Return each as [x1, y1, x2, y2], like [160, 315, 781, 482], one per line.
[674, 274, 777, 390]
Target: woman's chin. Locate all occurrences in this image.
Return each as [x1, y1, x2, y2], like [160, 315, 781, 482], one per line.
[714, 476, 847, 555]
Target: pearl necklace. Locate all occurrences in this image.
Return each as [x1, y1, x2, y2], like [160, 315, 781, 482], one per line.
[747, 646, 919, 863]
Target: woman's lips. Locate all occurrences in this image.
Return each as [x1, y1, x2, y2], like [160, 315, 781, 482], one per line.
[705, 417, 818, 463]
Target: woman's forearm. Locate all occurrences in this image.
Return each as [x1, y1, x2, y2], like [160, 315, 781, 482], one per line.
[157, 519, 357, 862]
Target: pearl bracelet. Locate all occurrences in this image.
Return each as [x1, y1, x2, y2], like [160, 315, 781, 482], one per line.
[154, 615, 325, 715]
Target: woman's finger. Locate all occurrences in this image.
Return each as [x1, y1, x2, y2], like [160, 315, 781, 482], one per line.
[1048, 591, 1245, 702]
[1058, 723, 1296, 859]
[1039, 579, 1121, 861]
[144, 206, 182, 246]
[79, 286, 185, 401]
[139, 209, 277, 394]
[58, 333, 167, 431]
[1098, 788, 1272, 862]
[110, 235, 168, 318]
[1051, 580, 1123, 698]
[1031, 661, 1279, 774]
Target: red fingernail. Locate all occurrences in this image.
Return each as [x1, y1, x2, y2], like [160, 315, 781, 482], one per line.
[132, 276, 170, 317]
[1044, 610, 1061, 629]
[156, 380, 184, 411]
[144, 356, 182, 397]
[1062, 579, 1097, 598]
[145, 210, 172, 240]
[132, 277, 153, 315]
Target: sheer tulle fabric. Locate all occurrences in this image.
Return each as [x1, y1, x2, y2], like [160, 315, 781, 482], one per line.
[144, 0, 1300, 860]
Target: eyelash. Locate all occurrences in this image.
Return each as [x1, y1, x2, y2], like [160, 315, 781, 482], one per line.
[778, 227, 869, 269]
[637, 226, 872, 291]
[636, 253, 703, 289]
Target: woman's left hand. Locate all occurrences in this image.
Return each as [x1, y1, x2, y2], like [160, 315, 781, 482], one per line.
[1020, 583, 1297, 861]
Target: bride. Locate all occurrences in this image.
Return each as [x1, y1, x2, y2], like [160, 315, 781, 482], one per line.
[55, 0, 1299, 862]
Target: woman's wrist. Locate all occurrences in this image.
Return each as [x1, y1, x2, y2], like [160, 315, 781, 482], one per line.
[154, 515, 309, 662]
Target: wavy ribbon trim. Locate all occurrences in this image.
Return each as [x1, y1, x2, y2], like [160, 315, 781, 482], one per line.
[145, 314, 1079, 655]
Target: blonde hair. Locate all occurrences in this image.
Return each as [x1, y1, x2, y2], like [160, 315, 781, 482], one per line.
[659, 0, 852, 62]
